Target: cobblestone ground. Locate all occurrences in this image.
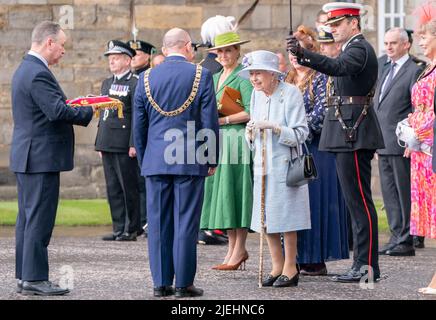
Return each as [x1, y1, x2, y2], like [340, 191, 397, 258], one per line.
[0, 227, 435, 300]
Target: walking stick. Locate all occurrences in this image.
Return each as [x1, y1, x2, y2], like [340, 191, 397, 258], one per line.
[258, 128, 267, 288]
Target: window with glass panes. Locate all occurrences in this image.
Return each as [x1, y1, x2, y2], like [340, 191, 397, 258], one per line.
[378, 0, 406, 54]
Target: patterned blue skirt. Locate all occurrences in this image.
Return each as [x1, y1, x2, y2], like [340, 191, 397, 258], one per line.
[297, 134, 350, 264]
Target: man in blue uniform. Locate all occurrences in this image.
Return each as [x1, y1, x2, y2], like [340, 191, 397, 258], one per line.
[134, 28, 219, 297]
[287, 2, 384, 283]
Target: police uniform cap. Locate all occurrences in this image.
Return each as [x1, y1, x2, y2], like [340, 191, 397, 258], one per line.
[127, 40, 157, 55]
[318, 26, 335, 43]
[104, 40, 136, 58]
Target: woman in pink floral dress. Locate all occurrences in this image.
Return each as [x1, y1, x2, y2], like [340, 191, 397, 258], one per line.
[406, 1, 436, 295]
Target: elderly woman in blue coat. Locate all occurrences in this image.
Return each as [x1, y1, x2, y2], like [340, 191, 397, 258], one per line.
[239, 50, 311, 287]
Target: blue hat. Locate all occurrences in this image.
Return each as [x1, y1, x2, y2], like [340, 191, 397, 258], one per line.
[238, 50, 283, 79]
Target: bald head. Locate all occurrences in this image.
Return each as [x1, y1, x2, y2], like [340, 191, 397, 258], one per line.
[163, 28, 191, 49]
[162, 28, 193, 59]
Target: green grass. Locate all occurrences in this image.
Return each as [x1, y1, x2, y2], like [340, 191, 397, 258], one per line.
[0, 199, 389, 231]
[0, 199, 112, 226]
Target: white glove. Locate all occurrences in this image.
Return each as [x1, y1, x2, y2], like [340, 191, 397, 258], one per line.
[246, 120, 256, 130]
[245, 123, 254, 142]
[253, 120, 276, 130]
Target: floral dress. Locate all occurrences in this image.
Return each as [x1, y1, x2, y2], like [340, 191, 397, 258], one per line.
[409, 65, 436, 239]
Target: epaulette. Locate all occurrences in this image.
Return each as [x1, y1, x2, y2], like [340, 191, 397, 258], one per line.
[133, 74, 139, 79]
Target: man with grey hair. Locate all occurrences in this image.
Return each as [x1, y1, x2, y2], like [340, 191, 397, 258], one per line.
[374, 27, 424, 257]
[134, 28, 219, 298]
[10, 21, 94, 296]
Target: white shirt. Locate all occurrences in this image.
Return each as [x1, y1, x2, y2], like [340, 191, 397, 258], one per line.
[114, 69, 130, 80]
[380, 53, 410, 100]
[342, 33, 362, 51]
[167, 53, 187, 59]
[388, 53, 410, 78]
[28, 50, 48, 68]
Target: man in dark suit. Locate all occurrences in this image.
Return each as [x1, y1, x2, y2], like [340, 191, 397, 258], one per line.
[378, 29, 427, 79]
[97, 40, 141, 242]
[287, 3, 385, 283]
[10, 21, 94, 295]
[374, 28, 424, 257]
[134, 28, 219, 298]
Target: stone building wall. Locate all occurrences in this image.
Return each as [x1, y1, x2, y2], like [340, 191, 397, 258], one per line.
[0, 0, 424, 199]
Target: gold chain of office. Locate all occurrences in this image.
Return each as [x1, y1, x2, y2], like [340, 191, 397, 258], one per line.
[143, 65, 203, 117]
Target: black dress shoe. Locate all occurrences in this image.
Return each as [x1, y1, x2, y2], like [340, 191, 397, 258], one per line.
[272, 274, 299, 287]
[175, 286, 204, 298]
[386, 244, 415, 256]
[262, 274, 280, 287]
[17, 280, 23, 293]
[414, 236, 425, 249]
[332, 269, 363, 283]
[116, 232, 137, 241]
[21, 281, 69, 296]
[379, 242, 396, 255]
[333, 269, 380, 283]
[102, 234, 117, 241]
[153, 286, 175, 297]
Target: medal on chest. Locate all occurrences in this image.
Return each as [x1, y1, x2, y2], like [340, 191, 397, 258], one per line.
[109, 84, 129, 97]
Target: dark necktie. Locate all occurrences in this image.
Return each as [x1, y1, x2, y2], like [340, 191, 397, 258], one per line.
[380, 62, 397, 101]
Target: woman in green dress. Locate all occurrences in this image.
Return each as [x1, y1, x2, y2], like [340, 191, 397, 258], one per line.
[200, 31, 254, 270]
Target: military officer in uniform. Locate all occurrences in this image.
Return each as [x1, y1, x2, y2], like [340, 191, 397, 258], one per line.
[128, 40, 156, 75]
[97, 40, 140, 241]
[287, 2, 385, 283]
[127, 39, 156, 237]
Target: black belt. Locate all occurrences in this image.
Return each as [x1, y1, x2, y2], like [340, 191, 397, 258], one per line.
[328, 96, 372, 106]
[329, 95, 373, 143]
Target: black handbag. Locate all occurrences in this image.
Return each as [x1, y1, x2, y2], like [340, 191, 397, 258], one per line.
[286, 129, 318, 187]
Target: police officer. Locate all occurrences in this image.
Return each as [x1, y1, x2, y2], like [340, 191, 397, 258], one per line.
[127, 40, 156, 237]
[97, 40, 140, 241]
[287, 2, 384, 282]
[128, 40, 156, 74]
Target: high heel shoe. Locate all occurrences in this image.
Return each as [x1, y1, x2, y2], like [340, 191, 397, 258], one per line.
[217, 252, 249, 271]
[212, 264, 226, 270]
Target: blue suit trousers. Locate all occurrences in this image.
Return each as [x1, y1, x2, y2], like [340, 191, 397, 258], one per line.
[15, 172, 60, 281]
[146, 174, 205, 288]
